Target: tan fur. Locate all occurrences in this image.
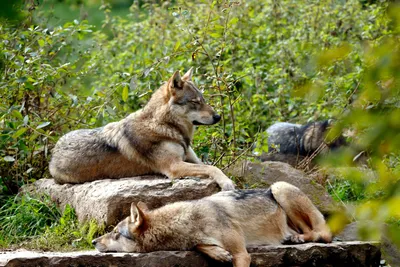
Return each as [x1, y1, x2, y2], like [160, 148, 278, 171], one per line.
[271, 182, 332, 243]
[302, 123, 329, 154]
[49, 68, 235, 190]
[92, 182, 332, 267]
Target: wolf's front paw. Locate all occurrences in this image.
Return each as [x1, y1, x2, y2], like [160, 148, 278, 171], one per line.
[220, 180, 235, 191]
[216, 250, 233, 262]
[283, 234, 305, 244]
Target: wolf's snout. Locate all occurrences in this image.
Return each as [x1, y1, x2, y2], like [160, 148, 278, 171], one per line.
[92, 239, 98, 245]
[213, 114, 221, 123]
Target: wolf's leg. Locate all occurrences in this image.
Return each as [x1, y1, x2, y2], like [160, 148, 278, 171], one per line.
[271, 181, 332, 243]
[164, 161, 235, 191]
[185, 146, 203, 164]
[196, 244, 232, 262]
[232, 252, 251, 267]
[221, 228, 251, 267]
[153, 142, 235, 190]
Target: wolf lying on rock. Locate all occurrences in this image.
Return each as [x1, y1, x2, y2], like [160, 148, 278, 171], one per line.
[93, 182, 332, 267]
[49, 68, 235, 191]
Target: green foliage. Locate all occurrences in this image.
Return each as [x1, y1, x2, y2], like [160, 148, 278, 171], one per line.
[34, 0, 134, 29]
[1, 0, 399, 252]
[0, 0, 25, 23]
[1, 0, 392, 189]
[0, 16, 94, 194]
[0, 194, 105, 250]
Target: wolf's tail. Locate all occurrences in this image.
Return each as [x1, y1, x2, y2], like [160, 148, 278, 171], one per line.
[270, 181, 332, 243]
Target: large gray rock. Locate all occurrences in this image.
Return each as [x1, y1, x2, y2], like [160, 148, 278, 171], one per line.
[225, 161, 337, 214]
[335, 222, 360, 241]
[0, 242, 380, 267]
[335, 222, 400, 266]
[28, 176, 219, 226]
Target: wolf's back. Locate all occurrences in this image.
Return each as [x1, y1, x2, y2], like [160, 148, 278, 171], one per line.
[267, 122, 303, 154]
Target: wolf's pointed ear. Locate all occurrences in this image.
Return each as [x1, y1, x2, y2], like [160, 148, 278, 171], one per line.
[181, 67, 193, 81]
[171, 70, 183, 89]
[137, 201, 149, 212]
[130, 202, 144, 227]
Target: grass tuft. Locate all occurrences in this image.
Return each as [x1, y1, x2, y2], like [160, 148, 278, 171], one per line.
[0, 193, 105, 251]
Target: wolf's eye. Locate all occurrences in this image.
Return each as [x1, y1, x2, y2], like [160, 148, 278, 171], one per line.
[113, 232, 121, 240]
[190, 100, 200, 104]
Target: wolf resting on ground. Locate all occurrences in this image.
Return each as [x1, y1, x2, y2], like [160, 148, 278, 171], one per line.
[49, 68, 235, 190]
[266, 120, 345, 156]
[92, 181, 332, 267]
[259, 120, 346, 165]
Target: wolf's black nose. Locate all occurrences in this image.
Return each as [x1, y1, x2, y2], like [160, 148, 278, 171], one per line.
[213, 114, 221, 123]
[92, 239, 97, 245]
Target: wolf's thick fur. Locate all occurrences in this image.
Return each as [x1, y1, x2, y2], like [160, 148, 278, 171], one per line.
[49, 69, 235, 190]
[266, 120, 345, 156]
[92, 182, 332, 267]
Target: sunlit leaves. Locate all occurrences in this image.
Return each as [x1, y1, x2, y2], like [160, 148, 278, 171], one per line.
[122, 86, 129, 102]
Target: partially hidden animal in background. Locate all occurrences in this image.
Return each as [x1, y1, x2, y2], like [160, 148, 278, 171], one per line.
[49, 68, 235, 191]
[259, 120, 346, 166]
[92, 181, 332, 267]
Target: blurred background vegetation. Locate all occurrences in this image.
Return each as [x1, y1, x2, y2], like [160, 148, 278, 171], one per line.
[0, 0, 399, 260]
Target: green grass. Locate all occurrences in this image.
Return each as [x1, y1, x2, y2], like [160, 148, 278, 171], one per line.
[0, 193, 61, 246]
[0, 193, 105, 251]
[327, 179, 367, 203]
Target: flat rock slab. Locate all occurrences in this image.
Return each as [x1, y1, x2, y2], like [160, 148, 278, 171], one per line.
[0, 242, 380, 267]
[27, 176, 219, 226]
[226, 161, 337, 215]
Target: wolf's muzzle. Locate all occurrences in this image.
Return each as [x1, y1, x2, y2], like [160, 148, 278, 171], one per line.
[213, 114, 221, 123]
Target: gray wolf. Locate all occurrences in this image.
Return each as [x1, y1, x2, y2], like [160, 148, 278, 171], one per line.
[92, 181, 332, 267]
[259, 120, 346, 165]
[49, 68, 235, 191]
[266, 120, 346, 156]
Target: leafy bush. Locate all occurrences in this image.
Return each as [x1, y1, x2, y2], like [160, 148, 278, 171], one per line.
[0, 16, 94, 194]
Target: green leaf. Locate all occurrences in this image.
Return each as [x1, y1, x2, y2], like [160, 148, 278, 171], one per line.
[122, 86, 129, 102]
[209, 32, 222, 38]
[13, 127, 27, 138]
[38, 39, 45, 47]
[36, 122, 51, 129]
[11, 110, 23, 120]
[228, 17, 239, 26]
[174, 40, 181, 52]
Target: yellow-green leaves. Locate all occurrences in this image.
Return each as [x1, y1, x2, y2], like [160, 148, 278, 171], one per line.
[38, 39, 45, 47]
[122, 86, 129, 102]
